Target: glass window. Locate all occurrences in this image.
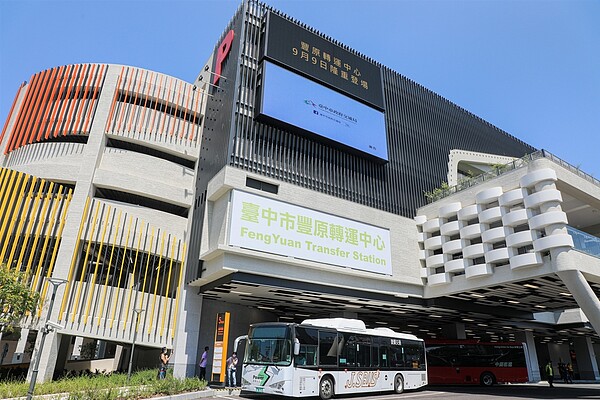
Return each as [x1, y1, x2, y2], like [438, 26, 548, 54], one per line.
[295, 327, 319, 366]
[403, 340, 426, 371]
[318, 331, 338, 366]
[246, 325, 292, 365]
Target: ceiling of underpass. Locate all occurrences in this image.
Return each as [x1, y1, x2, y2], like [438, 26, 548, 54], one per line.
[199, 272, 600, 345]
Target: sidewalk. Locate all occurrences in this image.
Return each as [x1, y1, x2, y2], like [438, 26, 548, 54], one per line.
[511, 379, 600, 386]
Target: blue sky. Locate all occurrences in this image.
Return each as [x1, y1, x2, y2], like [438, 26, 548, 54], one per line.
[1, 0, 599, 178]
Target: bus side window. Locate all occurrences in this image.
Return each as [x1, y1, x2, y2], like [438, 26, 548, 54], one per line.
[296, 344, 317, 366]
[379, 346, 389, 368]
[318, 331, 338, 366]
[404, 340, 426, 371]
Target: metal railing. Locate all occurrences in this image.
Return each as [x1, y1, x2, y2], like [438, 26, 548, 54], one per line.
[426, 149, 600, 203]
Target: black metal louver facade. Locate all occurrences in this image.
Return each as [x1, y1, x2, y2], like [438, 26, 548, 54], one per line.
[186, 0, 535, 280]
[227, 1, 535, 218]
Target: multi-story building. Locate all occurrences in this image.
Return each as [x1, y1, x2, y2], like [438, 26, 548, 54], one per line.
[1, 0, 598, 383]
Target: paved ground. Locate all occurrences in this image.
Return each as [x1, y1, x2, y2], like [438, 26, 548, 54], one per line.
[208, 382, 600, 400]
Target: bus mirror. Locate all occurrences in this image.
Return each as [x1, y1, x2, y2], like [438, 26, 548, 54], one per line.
[294, 338, 300, 356]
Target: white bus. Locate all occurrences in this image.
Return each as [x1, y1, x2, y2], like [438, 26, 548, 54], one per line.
[238, 318, 427, 399]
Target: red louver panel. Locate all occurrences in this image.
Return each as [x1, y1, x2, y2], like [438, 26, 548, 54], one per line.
[30, 67, 58, 143]
[103, 67, 202, 145]
[38, 66, 64, 141]
[0, 82, 25, 146]
[7, 72, 40, 152]
[47, 64, 74, 139]
[3, 64, 107, 155]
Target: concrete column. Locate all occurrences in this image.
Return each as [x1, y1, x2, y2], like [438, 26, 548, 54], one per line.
[53, 334, 71, 377]
[441, 322, 466, 339]
[11, 328, 29, 364]
[556, 268, 600, 339]
[112, 345, 124, 371]
[172, 284, 203, 378]
[573, 337, 600, 380]
[27, 330, 61, 383]
[71, 336, 83, 360]
[516, 331, 541, 381]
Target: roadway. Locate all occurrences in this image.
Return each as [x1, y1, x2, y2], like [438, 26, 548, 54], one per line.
[210, 382, 600, 400]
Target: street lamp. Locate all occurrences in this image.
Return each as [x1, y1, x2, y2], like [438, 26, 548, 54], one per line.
[127, 308, 144, 381]
[127, 281, 144, 382]
[27, 277, 68, 400]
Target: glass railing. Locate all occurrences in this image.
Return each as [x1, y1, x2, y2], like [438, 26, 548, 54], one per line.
[426, 149, 600, 203]
[567, 226, 600, 259]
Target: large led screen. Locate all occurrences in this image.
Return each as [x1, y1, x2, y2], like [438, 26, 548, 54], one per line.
[263, 12, 384, 110]
[259, 61, 388, 161]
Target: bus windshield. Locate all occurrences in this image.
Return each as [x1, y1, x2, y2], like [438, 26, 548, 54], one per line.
[245, 325, 292, 366]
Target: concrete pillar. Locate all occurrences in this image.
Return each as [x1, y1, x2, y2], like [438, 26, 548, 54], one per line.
[556, 268, 600, 339]
[112, 345, 124, 371]
[53, 334, 71, 377]
[28, 329, 61, 382]
[11, 328, 29, 364]
[441, 323, 466, 339]
[172, 284, 203, 378]
[573, 337, 600, 380]
[516, 331, 541, 381]
[71, 336, 83, 360]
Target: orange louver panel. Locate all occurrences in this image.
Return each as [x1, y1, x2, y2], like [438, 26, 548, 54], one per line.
[0, 82, 25, 146]
[105, 68, 202, 145]
[3, 64, 107, 155]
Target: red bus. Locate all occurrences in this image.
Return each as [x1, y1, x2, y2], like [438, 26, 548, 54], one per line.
[425, 340, 529, 386]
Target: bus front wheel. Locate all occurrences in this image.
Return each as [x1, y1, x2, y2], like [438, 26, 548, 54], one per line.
[480, 372, 495, 387]
[319, 376, 334, 400]
[394, 374, 404, 394]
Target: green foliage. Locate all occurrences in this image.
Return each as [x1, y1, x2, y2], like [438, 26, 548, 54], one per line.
[423, 181, 451, 202]
[0, 264, 40, 331]
[0, 369, 207, 399]
[491, 163, 508, 174]
[80, 342, 98, 360]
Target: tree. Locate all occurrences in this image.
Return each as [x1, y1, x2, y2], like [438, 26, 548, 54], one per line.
[0, 264, 40, 332]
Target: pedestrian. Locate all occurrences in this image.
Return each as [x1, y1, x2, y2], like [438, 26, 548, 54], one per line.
[558, 362, 567, 383]
[158, 347, 173, 379]
[226, 352, 238, 387]
[566, 362, 574, 383]
[545, 361, 554, 387]
[199, 346, 209, 381]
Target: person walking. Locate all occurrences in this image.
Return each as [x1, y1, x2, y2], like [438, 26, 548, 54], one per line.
[566, 362, 574, 383]
[158, 347, 173, 379]
[199, 346, 209, 381]
[558, 362, 567, 383]
[226, 352, 238, 387]
[545, 361, 554, 387]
